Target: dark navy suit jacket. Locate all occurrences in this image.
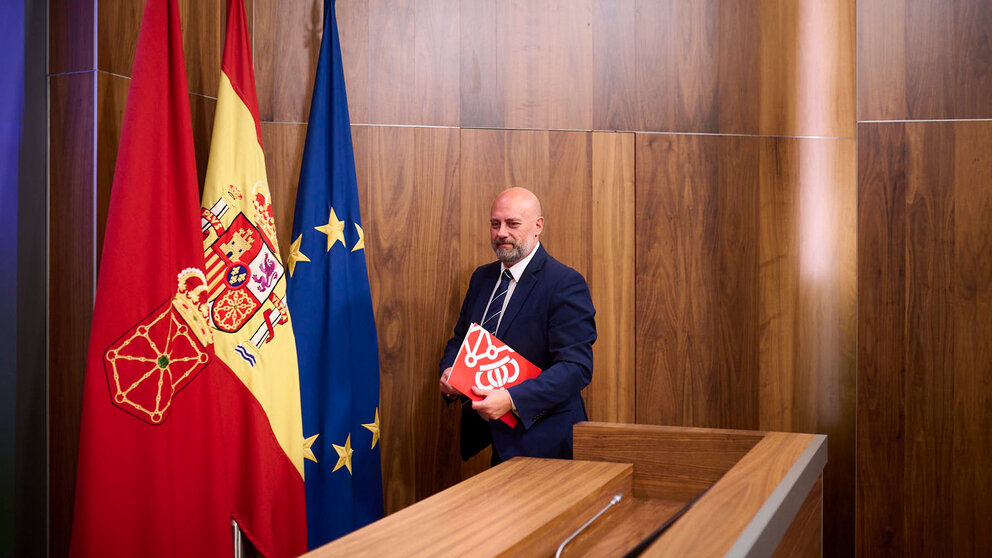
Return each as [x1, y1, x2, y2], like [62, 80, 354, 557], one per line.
[440, 245, 596, 463]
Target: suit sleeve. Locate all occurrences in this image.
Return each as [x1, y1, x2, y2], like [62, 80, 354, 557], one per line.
[507, 269, 596, 429]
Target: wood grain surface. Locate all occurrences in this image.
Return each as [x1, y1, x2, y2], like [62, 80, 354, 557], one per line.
[49, 71, 96, 558]
[635, 132, 856, 555]
[858, 121, 992, 557]
[306, 458, 633, 557]
[365, 126, 464, 510]
[367, 0, 459, 126]
[573, 422, 762, 501]
[254, 0, 323, 122]
[858, 0, 992, 121]
[49, 0, 95, 73]
[590, 132, 636, 424]
[97, 0, 239, 98]
[559, 496, 688, 558]
[951, 122, 992, 558]
[644, 432, 818, 557]
[757, 137, 857, 558]
[634, 132, 761, 430]
[772, 475, 823, 558]
[336, 0, 369, 124]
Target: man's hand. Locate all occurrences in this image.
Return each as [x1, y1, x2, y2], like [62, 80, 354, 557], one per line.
[471, 386, 513, 420]
[440, 367, 460, 398]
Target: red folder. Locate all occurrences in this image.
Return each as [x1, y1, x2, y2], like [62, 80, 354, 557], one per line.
[448, 323, 542, 427]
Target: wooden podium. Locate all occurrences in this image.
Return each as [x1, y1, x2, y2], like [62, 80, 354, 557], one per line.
[304, 422, 826, 557]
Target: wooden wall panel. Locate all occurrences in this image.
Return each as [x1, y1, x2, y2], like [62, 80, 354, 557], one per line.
[97, 0, 142, 77]
[636, 133, 856, 554]
[758, 137, 857, 558]
[589, 132, 635, 423]
[502, 0, 593, 130]
[633, 1, 722, 134]
[903, 124, 955, 555]
[857, 122, 907, 557]
[459, 0, 502, 128]
[758, 0, 855, 138]
[97, 0, 237, 98]
[367, 0, 413, 125]
[336, 0, 369, 124]
[858, 121, 992, 557]
[458, 0, 854, 136]
[859, 0, 992, 121]
[592, 0, 637, 132]
[176, 0, 225, 97]
[951, 122, 992, 557]
[50, 0, 95, 73]
[459, 0, 593, 130]
[634, 133, 760, 429]
[366, 126, 462, 512]
[255, 0, 323, 122]
[630, 0, 854, 137]
[49, 71, 95, 558]
[368, 0, 460, 126]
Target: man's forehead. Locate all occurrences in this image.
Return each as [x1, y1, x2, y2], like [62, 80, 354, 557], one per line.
[491, 194, 538, 218]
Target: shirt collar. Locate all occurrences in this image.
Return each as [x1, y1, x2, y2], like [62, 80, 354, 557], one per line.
[501, 241, 540, 282]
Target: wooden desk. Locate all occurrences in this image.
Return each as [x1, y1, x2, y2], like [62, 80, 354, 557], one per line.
[305, 422, 826, 557]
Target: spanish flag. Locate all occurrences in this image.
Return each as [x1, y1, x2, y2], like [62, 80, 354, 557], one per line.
[70, 0, 305, 556]
[199, 0, 308, 551]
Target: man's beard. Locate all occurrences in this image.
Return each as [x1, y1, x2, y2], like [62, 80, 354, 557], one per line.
[493, 238, 527, 265]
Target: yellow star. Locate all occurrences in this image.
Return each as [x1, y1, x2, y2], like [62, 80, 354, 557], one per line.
[362, 408, 380, 449]
[303, 433, 319, 463]
[315, 207, 346, 251]
[287, 234, 310, 277]
[332, 434, 354, 474]
[351, 223, 365, 252]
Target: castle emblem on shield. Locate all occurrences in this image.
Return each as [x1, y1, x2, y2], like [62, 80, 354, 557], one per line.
[204, 212, 284, 332]
[201, 187, 291, 357]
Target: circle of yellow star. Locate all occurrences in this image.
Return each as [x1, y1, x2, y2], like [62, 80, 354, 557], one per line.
[362, 408, 380, 449]
[303, 433, 319, 463]
[332, 434, 354, 474]
[315, 207, 346, 251]
[287, 234, 310, 277]
[351, 223, 365, 252]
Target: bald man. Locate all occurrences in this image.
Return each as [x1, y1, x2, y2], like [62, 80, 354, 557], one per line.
[439, 188, 597, 464]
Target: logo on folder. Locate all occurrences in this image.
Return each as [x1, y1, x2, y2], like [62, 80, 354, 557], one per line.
[448, 323, 541, 427]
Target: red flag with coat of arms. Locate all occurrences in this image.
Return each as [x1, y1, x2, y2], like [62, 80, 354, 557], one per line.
[69, 0, 306, 556]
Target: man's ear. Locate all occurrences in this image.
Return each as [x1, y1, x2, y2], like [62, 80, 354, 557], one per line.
[535, 216, 544, 235]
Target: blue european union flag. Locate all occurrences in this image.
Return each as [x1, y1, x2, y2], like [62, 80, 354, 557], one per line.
[286, 0, 384, 548]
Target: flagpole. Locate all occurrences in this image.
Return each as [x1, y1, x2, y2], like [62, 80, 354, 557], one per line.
[231, 519, 244, 558]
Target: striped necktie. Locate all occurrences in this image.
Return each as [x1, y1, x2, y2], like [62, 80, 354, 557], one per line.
[481, 269, 513, 334]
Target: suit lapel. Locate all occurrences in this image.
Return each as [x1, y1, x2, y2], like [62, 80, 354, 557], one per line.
[497, 245, 547, 337]
[472, 263, 502, 324]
